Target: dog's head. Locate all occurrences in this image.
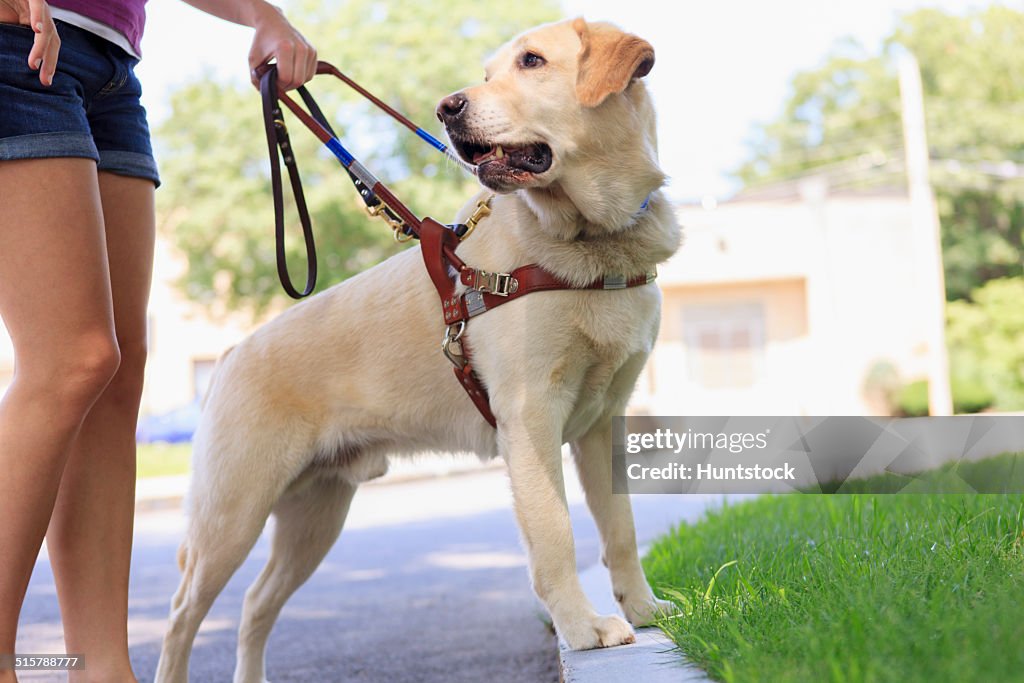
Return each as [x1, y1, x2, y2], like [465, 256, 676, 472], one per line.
[438, 18, 657, 196]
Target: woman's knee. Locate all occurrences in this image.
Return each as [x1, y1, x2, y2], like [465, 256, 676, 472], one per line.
[16, 332, 123, 413]
[62, 334, 122, 402]
[102, 338, 148, 409]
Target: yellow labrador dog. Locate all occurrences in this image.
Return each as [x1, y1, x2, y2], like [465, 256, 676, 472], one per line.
[156, 17, 680, 683]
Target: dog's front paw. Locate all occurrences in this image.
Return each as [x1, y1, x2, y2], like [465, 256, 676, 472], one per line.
[620, 595, 676, 627]
[560, 613, 636, 650]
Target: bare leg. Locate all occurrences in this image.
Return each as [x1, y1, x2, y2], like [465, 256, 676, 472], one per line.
[235, 474, 356, 683]
[45, 173, 155, 683]
[500, 413, 635, 650]
[571, 420, 672, 625]
[0, 159, 121, 683]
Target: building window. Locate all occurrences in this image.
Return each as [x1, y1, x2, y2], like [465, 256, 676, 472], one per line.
[192, 358, 218, 401]
[683, 302, 765, 388]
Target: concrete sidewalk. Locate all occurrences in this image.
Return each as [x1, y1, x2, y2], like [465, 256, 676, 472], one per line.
[108, 456, 732, 682]
[559, 558, 710, 683]
[556, 493, 756, 683]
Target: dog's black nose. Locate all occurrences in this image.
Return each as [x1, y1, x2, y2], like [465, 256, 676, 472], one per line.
[437, 93, 468, 123]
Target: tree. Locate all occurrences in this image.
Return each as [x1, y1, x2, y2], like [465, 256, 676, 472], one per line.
[735, 7, 1024, 301]
[946, 278, 1024, 410]
[156, 0, 560, 317]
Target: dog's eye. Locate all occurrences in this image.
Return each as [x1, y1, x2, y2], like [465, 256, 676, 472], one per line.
[519, 51, 546, 69]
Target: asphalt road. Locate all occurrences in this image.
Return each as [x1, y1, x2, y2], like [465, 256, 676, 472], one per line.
[17, 460, 726, 683]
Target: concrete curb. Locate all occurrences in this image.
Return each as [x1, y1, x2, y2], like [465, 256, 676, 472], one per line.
[559, 559, 711, 683]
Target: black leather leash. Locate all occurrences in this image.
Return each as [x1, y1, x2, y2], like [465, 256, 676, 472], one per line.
[260, 66, 317, 299]
[259, 62, 471, 299]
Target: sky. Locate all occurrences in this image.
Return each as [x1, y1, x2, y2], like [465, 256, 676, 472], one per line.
[136, 0, 989, 202]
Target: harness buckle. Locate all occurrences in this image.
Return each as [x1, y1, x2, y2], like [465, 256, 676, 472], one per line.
[442, 321, 467, 368]
[472, 270, 518, 297]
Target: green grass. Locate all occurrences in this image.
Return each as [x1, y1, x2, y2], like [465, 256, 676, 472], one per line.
[818, 452, 1024, 493]
[136, 443, 191, 479]
[644, 453, 1024, 683]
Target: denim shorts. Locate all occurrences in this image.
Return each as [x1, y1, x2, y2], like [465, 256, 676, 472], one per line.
[0, 19, 160, 186]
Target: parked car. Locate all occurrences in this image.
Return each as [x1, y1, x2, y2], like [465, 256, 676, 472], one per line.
[136, 400, 201, 444]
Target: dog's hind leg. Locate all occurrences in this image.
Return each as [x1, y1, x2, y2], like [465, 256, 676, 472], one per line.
[154, 484, 274, 683]
[571, 419, 673, 627]
[234, 472, 356, 683]
[154, 504, 270, 683]
[155, 429, 307, 683]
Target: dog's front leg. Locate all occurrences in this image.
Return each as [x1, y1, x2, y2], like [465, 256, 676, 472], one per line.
[572, 420, 674, 626]
[500, 415, 636, 650]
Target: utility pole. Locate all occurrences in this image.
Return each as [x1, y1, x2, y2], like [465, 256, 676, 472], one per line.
[899, 52, 953, 416]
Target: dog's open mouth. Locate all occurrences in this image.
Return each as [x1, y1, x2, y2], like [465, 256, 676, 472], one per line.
[452, 138, 553, 175]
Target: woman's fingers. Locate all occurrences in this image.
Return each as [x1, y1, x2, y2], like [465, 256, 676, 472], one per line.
[247, 7, 316, 91]
[304, 41, 317, 83]
[295, 39, 315, 88]
[26, 0, 58, 86]
[274, 41, 298, 90]
[248, 45, 267, 87]
[249, 40, 316, 91]
[42, 24, 59, 83]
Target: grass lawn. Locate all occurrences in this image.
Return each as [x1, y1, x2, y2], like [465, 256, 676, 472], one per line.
[644, 453, 1024, 683]
[137, 443, 191, 479]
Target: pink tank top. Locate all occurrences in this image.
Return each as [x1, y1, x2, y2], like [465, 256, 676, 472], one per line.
[48, 0, 147, 56]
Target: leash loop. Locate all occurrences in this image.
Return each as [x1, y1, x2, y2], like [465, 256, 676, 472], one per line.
[260, 66, 318, 299]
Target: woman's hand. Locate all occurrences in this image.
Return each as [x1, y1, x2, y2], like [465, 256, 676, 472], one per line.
[248, 2, 316, 90]
[0, 0, 60, 85]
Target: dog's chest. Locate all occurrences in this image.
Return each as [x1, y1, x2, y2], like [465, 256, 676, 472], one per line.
[556, 289, 659, 437]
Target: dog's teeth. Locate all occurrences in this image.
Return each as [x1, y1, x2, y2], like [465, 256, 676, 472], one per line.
[495, 145, 504, 159]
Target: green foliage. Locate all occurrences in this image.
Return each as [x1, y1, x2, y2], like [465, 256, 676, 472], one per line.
[736, 7, 1024, 301]
[946, 276, 1024, 410]
[896, 379, 929, 416]
[156, 0, 560, 316]
[862, 359, 901, 413]
[136, 443, 191, 478]
[644, 458, 1024, 682]
[895, 376, 994, 416]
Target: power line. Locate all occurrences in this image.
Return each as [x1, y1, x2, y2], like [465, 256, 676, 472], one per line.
[931, 158, 1024, 180]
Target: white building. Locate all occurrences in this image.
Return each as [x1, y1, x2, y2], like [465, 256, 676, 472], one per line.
[634, 179, 931, 416]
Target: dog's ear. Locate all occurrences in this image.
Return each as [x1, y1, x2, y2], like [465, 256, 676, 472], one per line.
[574, 18, 655, 108]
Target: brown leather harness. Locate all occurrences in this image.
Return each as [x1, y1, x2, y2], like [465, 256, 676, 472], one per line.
[258, 62, 656, 427]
